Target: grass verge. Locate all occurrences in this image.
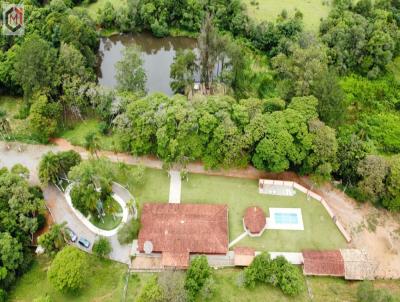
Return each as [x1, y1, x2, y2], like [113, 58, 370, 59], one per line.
[243, 0, 331, 32]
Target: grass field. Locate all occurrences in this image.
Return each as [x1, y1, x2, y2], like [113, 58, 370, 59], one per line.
[82, 0, 126, 19]
[89, 198, 123, 230]
[0, 96, 33, 142]
[243, 0, 331, 31]
[60, 119, 122, 152]
[9, 256, 400, 302]
[8, 255, 129, 302]
[107, 163, 171, 204]
[181, 173, 347, 251]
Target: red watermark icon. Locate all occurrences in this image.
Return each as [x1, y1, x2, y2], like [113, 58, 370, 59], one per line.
[2, 3, 24, 36]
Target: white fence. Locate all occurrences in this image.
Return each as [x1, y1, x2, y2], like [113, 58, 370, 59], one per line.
[259, 179, 352, 243]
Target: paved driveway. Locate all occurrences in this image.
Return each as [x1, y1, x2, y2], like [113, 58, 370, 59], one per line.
[0, 141, 131, 264]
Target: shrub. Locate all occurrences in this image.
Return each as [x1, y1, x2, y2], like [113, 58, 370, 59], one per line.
[136, 276, 163, 302]
[117, 219, 141, 244]
[244, 253, 304, 296]
[48, 246, 88, 292]
[38, 223, 67, 257]
[92, 237, 112, 258]
[184, 256, 212, 302]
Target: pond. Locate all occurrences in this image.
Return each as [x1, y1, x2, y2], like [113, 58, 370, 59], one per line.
[97, 33, 197, 96]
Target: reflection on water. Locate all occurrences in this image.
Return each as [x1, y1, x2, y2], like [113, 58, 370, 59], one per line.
[97, 32, 197, 95]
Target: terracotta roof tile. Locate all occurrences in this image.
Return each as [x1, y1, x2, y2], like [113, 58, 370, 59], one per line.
[234, 247, 256, 256]
[162, 252, 190, 268]
[303, 250, 345, 277]
[138, 203, 229, 257]
[244, 206, 266, 234]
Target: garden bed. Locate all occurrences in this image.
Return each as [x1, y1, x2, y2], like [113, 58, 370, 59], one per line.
[89, 199, 123, 231]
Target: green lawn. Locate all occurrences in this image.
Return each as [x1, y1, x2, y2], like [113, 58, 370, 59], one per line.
[0, 96, 33, 142]
[9, 256, 400, 302]
[106, 163, 170, 204]
[8, 255, 129, 302]
[81, 0, 127, 19]
[243, 0, 331, 31]
[60, 119, 122, 151]
[181, 173, 347, 252]
[212, 269, 400, 302]
[89, 199, 123, 230]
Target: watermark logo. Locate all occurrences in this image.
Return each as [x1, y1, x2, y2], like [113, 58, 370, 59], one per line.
[2, 3, 24, 36]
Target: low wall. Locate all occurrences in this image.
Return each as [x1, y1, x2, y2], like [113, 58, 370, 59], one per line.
[65, 183, 129, 237]
[259, 179, 352, 243]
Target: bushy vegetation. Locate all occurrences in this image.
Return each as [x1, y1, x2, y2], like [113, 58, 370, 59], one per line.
[117, 219, 141, 244]
[0, 165, 45, 296]
[92, 237, 112, 258]
[244, 253, 304, 296]
[68, 159, 114, 216]
[39, 150, 81, 186]
[38, 223, 68, 257]
[47, 246, 89, 292]
[184, 256, 213, 301]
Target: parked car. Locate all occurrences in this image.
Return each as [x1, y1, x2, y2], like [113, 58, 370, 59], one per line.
[65, 227, 77, 242]
[78, 237, 91, 249]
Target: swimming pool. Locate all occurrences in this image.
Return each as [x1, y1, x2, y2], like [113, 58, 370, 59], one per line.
[268, 208, 304, 230]
[274, 212, 299, 225]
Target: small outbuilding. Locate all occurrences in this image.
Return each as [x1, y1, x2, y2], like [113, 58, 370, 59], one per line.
[302, 250, 345, 277]
[243, 206, 266, 235]
[234, 247, 255, 266]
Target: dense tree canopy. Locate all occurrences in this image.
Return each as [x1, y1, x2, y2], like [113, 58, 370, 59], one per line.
[320, 0, 400, 78]
[39, 150, 81, 186]
[0, 166, 44, 291]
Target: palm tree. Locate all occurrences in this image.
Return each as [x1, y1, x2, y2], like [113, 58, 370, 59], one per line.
[126, 198, 137, 217]
[84, 132, 100, 159]
[105, 196, 120, 221]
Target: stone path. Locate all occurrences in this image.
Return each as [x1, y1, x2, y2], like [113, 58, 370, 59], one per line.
[169, 170, 181, 204]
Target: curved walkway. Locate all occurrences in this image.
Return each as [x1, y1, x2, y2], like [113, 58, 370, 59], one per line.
[64, 182, 134, 237]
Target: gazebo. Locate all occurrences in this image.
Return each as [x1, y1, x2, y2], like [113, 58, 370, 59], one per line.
[243, 206, 267, 236]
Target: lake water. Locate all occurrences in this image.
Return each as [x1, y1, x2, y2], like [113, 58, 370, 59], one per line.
[97, 33, 197, 96]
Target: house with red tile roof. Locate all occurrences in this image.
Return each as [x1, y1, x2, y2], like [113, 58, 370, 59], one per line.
[138, 203, 229, 268]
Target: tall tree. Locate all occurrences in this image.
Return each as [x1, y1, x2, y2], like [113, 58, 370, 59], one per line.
[115, 46, 147, 95]
[170, 49, 198, 95]
[198, 14, 221, 90]
[311, 69, 345, 128]
[48, 246, 88, 292]
[28, 94, 61, 143]
[13, 34, 57, 99]
[356, 155, 388, 203]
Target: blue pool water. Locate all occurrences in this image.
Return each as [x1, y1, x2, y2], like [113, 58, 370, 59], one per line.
[274, 213, 299, 224]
